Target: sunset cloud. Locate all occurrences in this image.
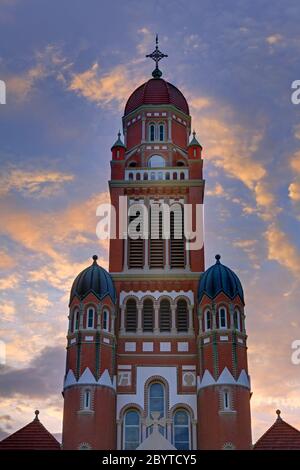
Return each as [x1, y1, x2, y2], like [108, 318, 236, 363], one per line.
[0, 168, 74, 197]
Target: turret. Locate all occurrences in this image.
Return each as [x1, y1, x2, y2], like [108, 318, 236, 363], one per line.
[197, 255, 252, 450]
[62, 255, 117, 450]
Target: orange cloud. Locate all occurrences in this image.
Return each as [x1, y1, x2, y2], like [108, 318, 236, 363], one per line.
[0, 168, 74, 197]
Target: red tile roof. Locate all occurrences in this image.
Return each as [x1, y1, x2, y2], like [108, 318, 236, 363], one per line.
[0, 410, 61, 450]
[254, 410, 300, 450]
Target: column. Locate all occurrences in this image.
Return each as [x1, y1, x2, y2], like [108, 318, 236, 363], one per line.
[96, 304, 102, 331]
[154, 300, 159, 333]
[137, 303, 143, 334]
[171, 304, 176, 334]
[111, 311, 115, 335]
[212, 302, 217, 329]
[120, 305, 126, 334]
[117, 420, 122, 449]
[198, 306, 203, 334]
[188, 305, 194, 334]
[79, 301, 84, 329]
[229, 303, 234, 329]
[192, 420, 197, 450]
[142, 116, 146, 141]
[168, 116, 172, 141]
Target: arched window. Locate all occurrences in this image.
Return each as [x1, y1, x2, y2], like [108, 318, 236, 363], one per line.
[159, 123, 164, 141]
[148, 155, 166, 168]
[136, 172, 141, 180]
[180, 172, 185, 180]
[176, 161, 185, 167]
[204, 309, 211, 331]
[83, 389, 91, 410]
[150, 171, 155, 180]
[159, 299, 171, 332]
[129, 161, 137, 167]
[165, 172, 170, 180]
[233, 309, 241, 331]
[123, 410, 140, 450]
[86, 307, 94, 329]
[125, 299, 137, 332]
[173, 172, 178, 180]
[143, 299, 154, 332]
[149, 382, 165, 419]
[73, 309, 79, 332]
[143, 172, 148, 180]
[176, 299, 188, 332]
[103, 309, 109, 331]
[149, 123, 155, 141]
[173, 410, 190, 450]
[128, 172, 133, 181]
[218, 307, 227, 329]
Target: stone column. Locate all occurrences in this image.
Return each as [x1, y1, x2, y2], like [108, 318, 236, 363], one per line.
[171, 304, 176, 334]
[137, 303, 143, 334]
[154, 300, 159, 333]
[120, 305, 126, 334]
[188, 305, 194, 334]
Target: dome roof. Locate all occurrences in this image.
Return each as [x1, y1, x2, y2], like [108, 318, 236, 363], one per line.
[198, 255, 244, 303]
[70, 255, 116, 305]
[124, 78, 189, 116]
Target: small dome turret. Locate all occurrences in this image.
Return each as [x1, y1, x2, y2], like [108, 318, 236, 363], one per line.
[198, 254, 244, 303]
[70, 255, 116, 305]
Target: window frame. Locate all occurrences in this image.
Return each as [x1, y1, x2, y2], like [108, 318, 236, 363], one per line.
[173, 409, 191, 450]
[218, 307, 227, 329]
[86, 307, 95, 329]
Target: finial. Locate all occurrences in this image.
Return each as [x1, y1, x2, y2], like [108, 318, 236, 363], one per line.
[215, 254, 221, 263]
[34, 410, 40, 421]
[146, 35, 168, 78]
[92, 255, 98, 263]
[193, 130, 196, 137]
[118, 130, 121, 138]
[276, 409, 282, 420]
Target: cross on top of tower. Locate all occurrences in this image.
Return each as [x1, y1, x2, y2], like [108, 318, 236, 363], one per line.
[146, 34, 168, 78]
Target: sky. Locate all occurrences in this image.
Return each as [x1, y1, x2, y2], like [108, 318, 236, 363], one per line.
[0, 0, 300, 444]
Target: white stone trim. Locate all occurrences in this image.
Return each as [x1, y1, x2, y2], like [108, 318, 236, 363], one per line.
[120, 290, 194, 304]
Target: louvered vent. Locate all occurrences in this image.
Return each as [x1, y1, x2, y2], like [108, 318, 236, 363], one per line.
[143, 299, 154, 332]
[176, 299, 189, 332]
[128, 212, 144, 269]
[159, 299, 171, 332]
[170, 207, 185, 268]
[125, 299, 137, 332]
[149, 208, 164, 268]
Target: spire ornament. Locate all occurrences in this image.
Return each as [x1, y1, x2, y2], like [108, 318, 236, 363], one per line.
[146, 34, 168, 78]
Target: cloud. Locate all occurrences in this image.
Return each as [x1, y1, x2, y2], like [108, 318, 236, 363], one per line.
[0, 346, 65, 398]
[68, 62, 146, 110]
[290, 151, 300, 173]
[0, 168, 74, 198]
[0, 250, 16, 270]
[27, 291, 53, 314]
[0, 191, 109, 262]
[264, 223, 300, 278]
[288, 182, 300, 201]
[6, 44, 71, 103]
[266, 34, 283, 45]
[0, 274, 19, 290]
[0, 301, 15, 321]
[206, 182, 225, 197]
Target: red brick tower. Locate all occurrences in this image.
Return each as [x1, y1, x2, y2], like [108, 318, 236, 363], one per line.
[62, 37, 252, 450]
[62, 256, 117, 450]
[197, 255, 252, 449]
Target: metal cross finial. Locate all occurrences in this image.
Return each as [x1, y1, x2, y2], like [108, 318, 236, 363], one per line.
[146, 35, 168, 78]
